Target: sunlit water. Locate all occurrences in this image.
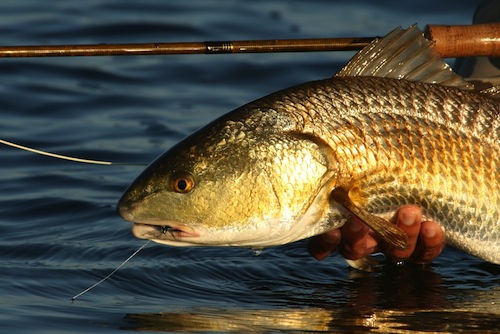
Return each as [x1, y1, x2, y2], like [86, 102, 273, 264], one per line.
[0, 1, 498, 333]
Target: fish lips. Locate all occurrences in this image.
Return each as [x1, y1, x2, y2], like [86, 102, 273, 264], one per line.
[132, 223, 200, 241]
[118, 208, 200, 241]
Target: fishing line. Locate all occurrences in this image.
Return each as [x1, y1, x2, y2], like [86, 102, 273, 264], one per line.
[71, 240, 151, 301]
[0, 138, 146, 166]
[0, 138, 112, 165]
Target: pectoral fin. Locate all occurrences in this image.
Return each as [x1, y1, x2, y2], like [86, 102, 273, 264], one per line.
[331, 187, 408, 250]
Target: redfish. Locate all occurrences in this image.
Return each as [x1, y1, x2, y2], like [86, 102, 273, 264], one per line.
[118, 26, 500, 268]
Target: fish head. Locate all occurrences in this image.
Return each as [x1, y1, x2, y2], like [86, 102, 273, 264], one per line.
[118, 113, 340, 248]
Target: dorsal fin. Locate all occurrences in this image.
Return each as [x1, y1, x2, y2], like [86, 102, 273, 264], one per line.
[336, 25, 474, 91]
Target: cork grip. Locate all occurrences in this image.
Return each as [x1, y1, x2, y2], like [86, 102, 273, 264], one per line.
[425, 23, 500, 58]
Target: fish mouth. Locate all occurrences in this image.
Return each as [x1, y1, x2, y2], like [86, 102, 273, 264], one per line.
[132, 222, 200, 240]
[118, 208, 200, 241]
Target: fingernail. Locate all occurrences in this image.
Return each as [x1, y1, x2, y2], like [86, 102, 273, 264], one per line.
[401, 212, 417, 226]
[423, 225, 437, 238]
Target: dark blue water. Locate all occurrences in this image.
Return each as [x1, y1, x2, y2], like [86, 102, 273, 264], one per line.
[1, 1, 499, 333]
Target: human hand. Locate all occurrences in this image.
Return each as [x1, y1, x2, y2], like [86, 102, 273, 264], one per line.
[307, 205, 445, 264]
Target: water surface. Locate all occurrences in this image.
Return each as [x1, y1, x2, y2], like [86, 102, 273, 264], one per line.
[1, 1, 499, 333]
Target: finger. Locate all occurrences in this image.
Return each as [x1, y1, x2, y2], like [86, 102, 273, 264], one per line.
[307, 228, 341, 261]
[338, 217, 376, 260]
[411, 220, 445, 264]
[385, 205, 422, 261]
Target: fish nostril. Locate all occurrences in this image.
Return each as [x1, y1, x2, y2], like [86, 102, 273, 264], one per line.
[116, 204, 134, 221]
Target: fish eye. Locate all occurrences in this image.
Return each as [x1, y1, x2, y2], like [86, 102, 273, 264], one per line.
[170, 172, 195, 193]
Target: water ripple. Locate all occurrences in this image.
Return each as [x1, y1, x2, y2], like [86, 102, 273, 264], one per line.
[0, 1, 494, 333]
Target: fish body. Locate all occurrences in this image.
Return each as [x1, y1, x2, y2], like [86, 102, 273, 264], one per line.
[118, 26, 500, 265]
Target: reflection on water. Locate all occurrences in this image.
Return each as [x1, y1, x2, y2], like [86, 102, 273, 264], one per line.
[124, 263, 500, 333]
[125, 308, 500, 333]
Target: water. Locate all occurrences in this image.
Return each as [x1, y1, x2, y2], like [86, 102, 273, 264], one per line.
[0, 1, 498, 333]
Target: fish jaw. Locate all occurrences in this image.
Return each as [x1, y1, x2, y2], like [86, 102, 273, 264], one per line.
[121, 209, 330, 248]
[117, 201, 306, 248]
[117, 191, 340, 249]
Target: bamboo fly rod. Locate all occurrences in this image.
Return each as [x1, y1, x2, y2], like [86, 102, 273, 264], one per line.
[0, 23, 498, 59]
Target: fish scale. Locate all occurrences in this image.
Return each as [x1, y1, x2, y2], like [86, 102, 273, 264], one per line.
[217, 74, 500, 262]
[281, 76, 499, 263]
